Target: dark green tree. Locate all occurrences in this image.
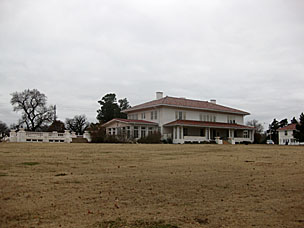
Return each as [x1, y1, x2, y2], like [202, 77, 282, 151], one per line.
[0, 121, 9, 140]
[48, 120, 66, 133]
[96, 93, 131, 123]
[66, 115, 89, 135]
[118, 98, 131, 119]
[268, 119, 280, 144]
[268, 118, 288, 144]
[294, 113, 304, 142]
[279, 118, 288, 128]
[291, 117, 298, 124]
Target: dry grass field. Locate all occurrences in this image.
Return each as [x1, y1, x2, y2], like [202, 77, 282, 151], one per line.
[1, 143, 304, 228]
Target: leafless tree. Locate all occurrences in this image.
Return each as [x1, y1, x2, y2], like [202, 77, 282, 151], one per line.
[66, 115, 89, 135]
[246, 119, 264, 133]
[11, 89, 54, 131]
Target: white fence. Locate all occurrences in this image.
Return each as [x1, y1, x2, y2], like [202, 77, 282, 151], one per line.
[9, 128, 91, 143]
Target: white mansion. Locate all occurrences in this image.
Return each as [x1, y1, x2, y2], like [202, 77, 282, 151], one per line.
[102, 92, 255, 144]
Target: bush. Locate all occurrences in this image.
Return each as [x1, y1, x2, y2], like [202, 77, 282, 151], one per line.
[137, 132, 161, 144]
[89, 123, 106, 143]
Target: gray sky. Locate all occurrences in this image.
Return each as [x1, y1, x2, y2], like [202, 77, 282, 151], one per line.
[0, 0, 303, 130]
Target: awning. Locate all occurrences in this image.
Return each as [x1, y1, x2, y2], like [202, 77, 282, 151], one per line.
[164, 120, 254, 130]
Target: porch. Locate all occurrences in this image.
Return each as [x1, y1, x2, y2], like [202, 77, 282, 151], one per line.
[164, 120, 255, 144]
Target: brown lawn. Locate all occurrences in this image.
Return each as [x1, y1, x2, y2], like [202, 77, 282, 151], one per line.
[0, 143, 304, 228]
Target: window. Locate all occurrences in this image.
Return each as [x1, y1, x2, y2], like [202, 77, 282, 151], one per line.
[213, 116, 216, 122]
[127, 126, 130, 138]
[134, 126, 139, 138]
[154, 111, 157, 119]
[228, 116, 236, 124]
[122, 127, 126, 135]
[176, 111, 186, 120]
[183, 128, 188, 136]
[112, 128, 116, 135]
[141, 127, 146, 138]
[200, 128, 205, 137]
[285, 131, 288, 136]
[151, 111, 154, 120]
[199, 114, 203, 121]
[141, 113, 145, 119]
[108, 128, 111, 135]
[148, 127, 153, 135]
[243, 131, 249, 138]
[179, 112, 183, 120]
[135, 114, 138, 120]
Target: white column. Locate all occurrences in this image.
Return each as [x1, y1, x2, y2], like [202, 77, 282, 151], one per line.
[138, 126, 141, 138]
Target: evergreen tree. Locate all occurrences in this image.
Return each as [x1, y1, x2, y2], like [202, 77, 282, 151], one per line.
[291, 117, 298, 124]
[294, 113, 304, 142]
[96, 93, 131, 123]
[48, 120, 66, 133]
[268, 119, 280, 144]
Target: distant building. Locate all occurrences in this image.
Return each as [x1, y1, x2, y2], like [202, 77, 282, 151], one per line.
[102, 92, 255, 144]
[278, 124, 299, 145]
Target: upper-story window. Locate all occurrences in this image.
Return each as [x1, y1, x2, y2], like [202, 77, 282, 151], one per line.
[285, 130, 288, 136]
[151, 111, 157, 120]
[200, 113, 216, 122]
[141, 113, 145, 119]
[175, 111, 186, 120]
[227, 116, 236, 124]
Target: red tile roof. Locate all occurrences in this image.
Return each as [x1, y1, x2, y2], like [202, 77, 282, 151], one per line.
[278, 123, 297, 131]
[123, 96, 249, 115]
[101, 118, 158, 127]
[164, 120, 254, 130]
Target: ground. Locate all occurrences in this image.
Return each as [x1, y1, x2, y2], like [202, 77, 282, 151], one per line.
[0, 143, 304, 228]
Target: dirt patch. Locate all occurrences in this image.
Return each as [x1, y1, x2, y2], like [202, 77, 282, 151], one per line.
[1, 143, 304, 227]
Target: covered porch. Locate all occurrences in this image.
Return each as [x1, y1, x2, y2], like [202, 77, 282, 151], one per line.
[164, 120, 254, 144]
[102, 118, 159, 140]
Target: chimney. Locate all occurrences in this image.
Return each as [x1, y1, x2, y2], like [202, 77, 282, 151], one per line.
[210, 99, 216, 104]
[156, 92, 163, 100]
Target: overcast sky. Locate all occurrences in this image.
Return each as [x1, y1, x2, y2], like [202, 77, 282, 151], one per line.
[0, 0, 303, 129]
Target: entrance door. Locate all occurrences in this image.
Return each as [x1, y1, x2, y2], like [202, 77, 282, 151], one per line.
[211, 130, 216, 139]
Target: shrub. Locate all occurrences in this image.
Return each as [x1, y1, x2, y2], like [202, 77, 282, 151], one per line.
[137, 132, 161, 144]
[89, 123, 106, 143]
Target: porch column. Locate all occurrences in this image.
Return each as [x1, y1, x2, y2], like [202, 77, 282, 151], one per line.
[173, 127, 176, 139]
[138, 126, 142, 138]
[130, 126, 134, 137]
[177, 126, 180, 140]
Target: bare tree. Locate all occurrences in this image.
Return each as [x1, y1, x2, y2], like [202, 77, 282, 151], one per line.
[66, 115, 89, 135]
[11, 89, 54, 131]
[246, 119, 264, 133]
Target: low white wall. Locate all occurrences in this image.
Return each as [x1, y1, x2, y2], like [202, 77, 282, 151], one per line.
[9, 128, 91, 143]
